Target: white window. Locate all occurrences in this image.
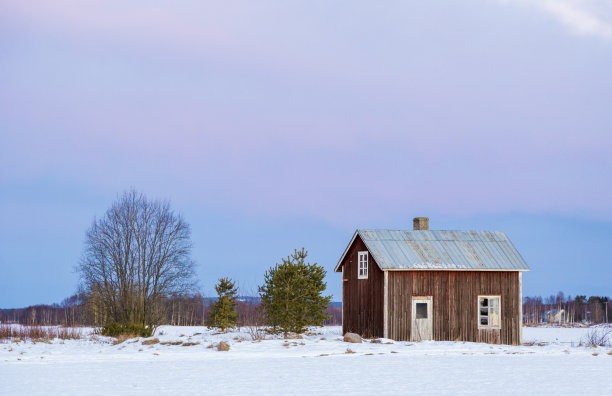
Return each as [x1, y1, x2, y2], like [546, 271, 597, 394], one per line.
[478, 296, 501, 329]
[358, 251, 368, 279]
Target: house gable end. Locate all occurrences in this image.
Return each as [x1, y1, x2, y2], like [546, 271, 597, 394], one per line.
[335, 231, 383, 273]
[340, 233, 385, 338]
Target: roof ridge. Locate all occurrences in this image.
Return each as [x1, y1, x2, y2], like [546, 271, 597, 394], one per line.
[358, 229, 505, 233]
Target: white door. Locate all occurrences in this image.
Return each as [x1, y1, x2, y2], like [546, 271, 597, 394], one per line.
[411, 296, 433, 341]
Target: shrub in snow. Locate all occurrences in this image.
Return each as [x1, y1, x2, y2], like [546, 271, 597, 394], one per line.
[259, 248, 332, 337]
[100, 322, 153, 338]
[246, 325, 267, 341]
[580, 327, 611, 347]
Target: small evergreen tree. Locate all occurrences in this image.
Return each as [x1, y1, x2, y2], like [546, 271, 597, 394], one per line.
[208, 277, 239, 331]
[259, 248, 332, 336]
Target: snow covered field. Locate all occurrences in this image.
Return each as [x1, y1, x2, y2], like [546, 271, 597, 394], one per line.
[1, 325, 611, 395]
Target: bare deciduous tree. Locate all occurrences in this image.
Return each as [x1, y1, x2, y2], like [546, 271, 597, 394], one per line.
[79, 189, 196, 328]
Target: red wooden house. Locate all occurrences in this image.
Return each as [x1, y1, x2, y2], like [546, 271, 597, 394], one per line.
[335, 217, 529, 345]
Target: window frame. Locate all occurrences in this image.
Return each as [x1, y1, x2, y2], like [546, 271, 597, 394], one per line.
[357, 251, 368, 279]
[477, 295, 501, 329]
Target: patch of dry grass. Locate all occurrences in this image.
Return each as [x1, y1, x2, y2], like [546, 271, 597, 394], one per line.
[32, 338, 53, 344]
[0, 326, 12, 340]
[182, 342, 200, 347]
[0, 325, 84, 343]
[142, 338, 160, 345]
[345, 348, 355, 354]
[216, 341, 230, 351]
[522, 341, 547, 347]
[112, 334, 133, 345]
[57, 327, 83, 340]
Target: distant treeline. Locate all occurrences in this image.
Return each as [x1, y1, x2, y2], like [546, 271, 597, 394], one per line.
[0, 293, 342, 327]
[4, 291, 609, 327]
[523, 292, 610, 325]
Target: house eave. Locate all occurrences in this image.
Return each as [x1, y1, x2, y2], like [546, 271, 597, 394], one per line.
[381, 268, 530, 272]
[334, 230, 359, 272]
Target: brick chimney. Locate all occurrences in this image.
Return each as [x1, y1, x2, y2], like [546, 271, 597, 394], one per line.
[413, 217, 429, 231]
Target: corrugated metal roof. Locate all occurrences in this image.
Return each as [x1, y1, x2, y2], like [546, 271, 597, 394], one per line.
[336, 229, 529, 271]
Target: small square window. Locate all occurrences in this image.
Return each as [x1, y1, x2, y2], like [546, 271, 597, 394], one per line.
[478, 296, 501, 329]
[416, 303, 428, 319]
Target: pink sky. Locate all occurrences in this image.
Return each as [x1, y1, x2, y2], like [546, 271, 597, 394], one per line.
[1, 0, 612, 306]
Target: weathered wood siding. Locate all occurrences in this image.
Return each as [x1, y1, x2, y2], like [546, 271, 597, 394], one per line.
[340, 236, 384, 338]
[387, 271, 521, 345]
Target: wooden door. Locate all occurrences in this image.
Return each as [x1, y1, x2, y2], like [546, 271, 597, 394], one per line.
[411, 296, 433, 341]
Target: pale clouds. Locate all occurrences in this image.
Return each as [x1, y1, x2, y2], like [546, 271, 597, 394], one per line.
[499, 0, 612, 40]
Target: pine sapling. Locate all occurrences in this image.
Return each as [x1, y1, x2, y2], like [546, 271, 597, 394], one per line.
[208, 277, 239, 332]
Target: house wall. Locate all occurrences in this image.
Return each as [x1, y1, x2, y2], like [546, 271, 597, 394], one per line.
[386, 271, 521, 345]
[340, 236, 384, 338]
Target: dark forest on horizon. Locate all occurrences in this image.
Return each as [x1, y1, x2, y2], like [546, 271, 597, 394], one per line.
[1, 292, 609, 327]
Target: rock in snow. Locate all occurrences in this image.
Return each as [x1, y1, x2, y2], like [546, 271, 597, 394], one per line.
[344, 332, 362, 343]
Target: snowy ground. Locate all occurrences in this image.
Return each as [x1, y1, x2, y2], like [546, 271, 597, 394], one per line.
[1, 325, 611, 395]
